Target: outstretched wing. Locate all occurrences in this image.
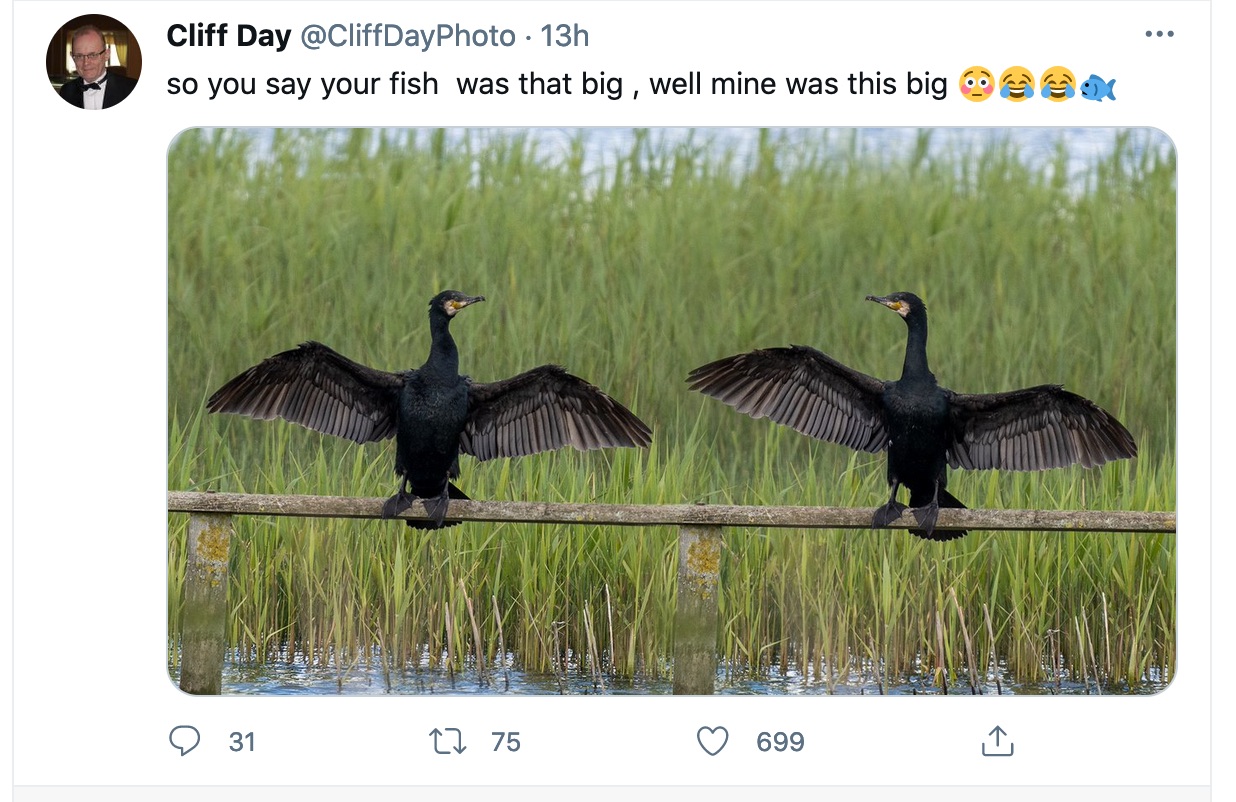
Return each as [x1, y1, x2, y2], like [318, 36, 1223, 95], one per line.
[947, 385, 1137, 471]
[460, 365, 652, 461]
[687, 345, 889, 453]
[207, 341, 404, 444]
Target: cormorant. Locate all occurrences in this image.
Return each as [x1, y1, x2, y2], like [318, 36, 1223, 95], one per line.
[687, 292, 1137, 540]
[208, 290, 652, 529]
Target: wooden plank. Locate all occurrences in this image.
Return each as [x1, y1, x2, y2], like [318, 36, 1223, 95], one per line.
[167, 491, 1176, 533]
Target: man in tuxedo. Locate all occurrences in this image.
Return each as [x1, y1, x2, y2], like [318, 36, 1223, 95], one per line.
[58, 25, 136, 109]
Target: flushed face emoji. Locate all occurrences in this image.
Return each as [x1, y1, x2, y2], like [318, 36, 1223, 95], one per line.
[960, 66, 995, 102]
[999, 66, 1035, 101]
[1039, 66, 1076, 102]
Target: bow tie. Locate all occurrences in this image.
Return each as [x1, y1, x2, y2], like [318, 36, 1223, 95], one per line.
[83, 81, 105, 91]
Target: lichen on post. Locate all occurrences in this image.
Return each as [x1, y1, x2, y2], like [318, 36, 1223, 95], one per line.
[179, 512, 233, 695]
[673, 525, 723, 694]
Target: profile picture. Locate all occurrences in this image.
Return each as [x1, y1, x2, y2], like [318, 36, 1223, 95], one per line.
[47, 14, 141, 109]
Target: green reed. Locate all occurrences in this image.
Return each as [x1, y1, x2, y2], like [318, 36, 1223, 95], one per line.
[169, 128, 1176, 691]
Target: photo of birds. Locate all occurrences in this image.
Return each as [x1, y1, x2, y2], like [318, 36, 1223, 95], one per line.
[170, 127, 1174, 697]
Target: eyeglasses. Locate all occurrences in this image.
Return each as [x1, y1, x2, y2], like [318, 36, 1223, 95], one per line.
[71, 49, 107, 64]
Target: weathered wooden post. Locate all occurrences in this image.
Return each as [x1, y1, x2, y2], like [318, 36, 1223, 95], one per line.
[673, 525, 722, 694]
[179, 512, 233, 695]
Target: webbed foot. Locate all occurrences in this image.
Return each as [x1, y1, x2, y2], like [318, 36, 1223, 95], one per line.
[400, 492, 459, 529]
[872, 501, 909, 529]
[421, 492, 451, 528]
[381, 492, 415, 519]
[911, 501, 941, 539]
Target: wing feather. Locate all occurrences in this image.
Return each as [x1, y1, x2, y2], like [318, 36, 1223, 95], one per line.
[460, 365, 652, 461]
[947, 385, 1137, 471]
[207, 341, 403, 444]
[686, 345, 888, 453]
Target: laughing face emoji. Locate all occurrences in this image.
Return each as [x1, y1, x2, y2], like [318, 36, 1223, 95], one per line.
[1039, 66, 1076, 102]
[999, 66, 1035, 102]
[960, 66, 995, 102]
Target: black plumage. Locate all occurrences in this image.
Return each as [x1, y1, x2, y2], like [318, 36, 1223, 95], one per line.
[208, 290, 652, 528]
[687, 292, 1137, 540]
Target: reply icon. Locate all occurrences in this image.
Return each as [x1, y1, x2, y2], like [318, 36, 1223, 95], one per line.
[169, 725, 201, 756]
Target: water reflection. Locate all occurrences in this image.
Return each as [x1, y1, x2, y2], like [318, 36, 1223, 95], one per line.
[171, 655, 1166, 696]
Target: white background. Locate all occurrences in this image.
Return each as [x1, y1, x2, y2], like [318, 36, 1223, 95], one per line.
[5, 0, 1219, 794]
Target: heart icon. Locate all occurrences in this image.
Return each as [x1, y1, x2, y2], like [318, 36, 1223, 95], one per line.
[697, 725, 729, 756]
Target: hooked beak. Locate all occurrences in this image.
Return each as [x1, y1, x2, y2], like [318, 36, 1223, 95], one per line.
[866, 294, 901, 312]
[449, 295, 486, 314]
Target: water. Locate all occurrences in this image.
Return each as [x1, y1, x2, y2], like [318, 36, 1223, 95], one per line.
[171, 653, 1168, 696]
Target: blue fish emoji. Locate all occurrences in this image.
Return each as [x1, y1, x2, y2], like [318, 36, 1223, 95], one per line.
[1081, 74, 1116, 102]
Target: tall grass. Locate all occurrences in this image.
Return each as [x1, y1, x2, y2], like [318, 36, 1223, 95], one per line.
[168, 128, 1175, 691]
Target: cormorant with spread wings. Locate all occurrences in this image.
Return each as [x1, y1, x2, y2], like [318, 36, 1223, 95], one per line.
[687, 292, 1136, 540]
[208, 290, 652, 528]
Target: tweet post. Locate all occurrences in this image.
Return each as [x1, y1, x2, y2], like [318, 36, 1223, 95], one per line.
[10, 1, 1210, 799]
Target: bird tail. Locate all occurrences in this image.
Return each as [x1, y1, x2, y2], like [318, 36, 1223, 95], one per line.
[404, 519, 462, 530]
[938, 488, 966, 509]
[909, 489, 968, 542]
